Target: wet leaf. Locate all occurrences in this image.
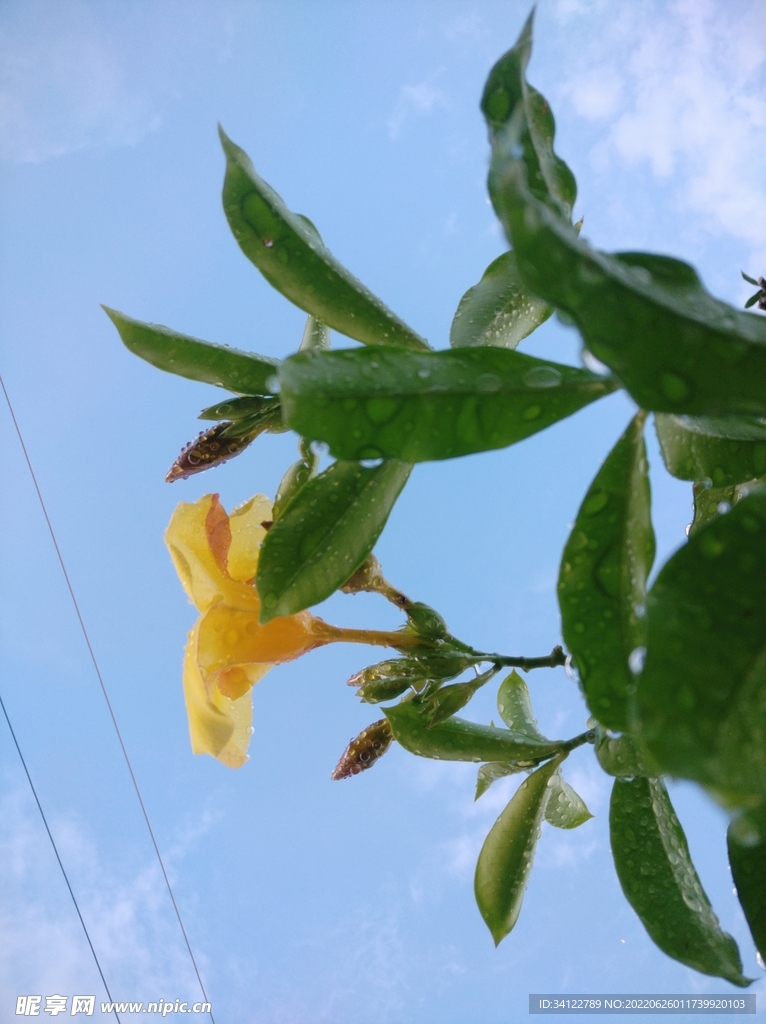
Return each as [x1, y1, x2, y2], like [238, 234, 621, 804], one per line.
[219, 129, 429, 351]
[450, 250, 551, 350]
[481, 9, 576, 220]
[384, 701, 563, 764]
[544, 772, 592, 829]
[279, 346, 616, 463]
[299, 315, 331, 352]
[199, 395, 278, 421]
[728, 807, 766, 964]
[594, 728, 661, 778]
[423, 668, 495, 726]
[689, 477, 765, 537]
[638, 492, 766, 802]
[655, 414, 766, 487]
[256, 459, 411, 621]
[104, 307, 280, 395]
[475, 761, 527, 801]
[486, 94, 766, 417]
[496, 671, 546, 741]
[558, 413, 655, 731]
[610, 777, 750, 986]
[475, 756, 562, 945]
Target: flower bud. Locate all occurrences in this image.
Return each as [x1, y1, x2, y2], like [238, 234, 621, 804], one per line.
[347, 659, 424, 703]
[166, 422, 257, 482]
[331, 719, 393, 780]
[405, 602, 449, 640]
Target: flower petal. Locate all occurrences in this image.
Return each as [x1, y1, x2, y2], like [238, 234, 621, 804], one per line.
[228, 494, 272, 582]
[197, 600, 324, 683]
[165, 494, 229, 612]
[183, 622, 254, 768]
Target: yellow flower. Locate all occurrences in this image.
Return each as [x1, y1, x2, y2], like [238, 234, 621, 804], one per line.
[165, 493, 342, 768]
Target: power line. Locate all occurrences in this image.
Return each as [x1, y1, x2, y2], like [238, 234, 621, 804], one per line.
[1, 375, 216, 1024]
[0, 691, 121, 1024]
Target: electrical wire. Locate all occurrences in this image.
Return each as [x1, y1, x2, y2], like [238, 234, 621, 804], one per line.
[1, 375, 216, 1024]
[0, 691, 121, 1023]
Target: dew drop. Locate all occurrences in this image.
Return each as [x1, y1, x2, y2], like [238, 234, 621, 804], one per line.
[360, 458, 384, 469]
[564, 654, 577, 681]
[633, 602, 646, 619]
[522, 404, 541, 421]
[717, 501, 731, 514]
[628, 646, 646, 675]
[265, 374, 281, 394]
[311, 440, 330, 456]
[475, 372, 502, 393]
[417, 367, 431, 379]
[524, 365, 562, 389]
[262, 238, 274, 248]
[757, 951, 766, 971]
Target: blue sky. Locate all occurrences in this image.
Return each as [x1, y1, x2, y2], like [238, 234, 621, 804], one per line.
[1, 1, 766, 1021]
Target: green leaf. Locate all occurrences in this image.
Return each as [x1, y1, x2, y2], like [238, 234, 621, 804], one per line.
[384, 701, 563, 763]
[423, 668, 496, 726]
[279, 346, 617, 463]
[104, 307, 280, 395]
[655, 414, 766, 487]
[610, 777, 750, 986]
[481, 10, 576, 219]
[219, 129, 429, 352]
[475, 761, 528, 801]
[487, 110, 766, 417]
[638, 492, 766, 802]
[299, 315, 331, 352]
[199, 395, 278, 421]
[690, 481, 737, 537]
[450, 251, 551, 350]
[728, 807, 766, 963]
[256, 459, 411, 621]
[496, 671, 547, 741]
[475, 756, 562, 945]
[594, 728, 661, 778]
[689, 477, 765, 537]
[544, 772, 593, 829]
[558, 413, 655, 731]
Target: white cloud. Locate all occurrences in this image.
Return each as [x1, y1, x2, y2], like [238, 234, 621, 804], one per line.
[0, 2, 160, 163]
[555, 0, 766, 268]
[0, 784, 212, 1018]
[387, 78, 446, 140]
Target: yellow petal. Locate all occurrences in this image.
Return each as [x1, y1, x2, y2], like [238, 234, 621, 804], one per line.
[182, 622, 254, 768]
[228, 494, 272, 582]
[165, 494, 229, 612]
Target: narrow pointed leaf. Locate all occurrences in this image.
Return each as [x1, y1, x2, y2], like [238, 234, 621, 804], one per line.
[450, 250, 551, 350]
[496, 671, 547, 741]
[610, 777, 750, 986]
[544, 773, 592, 829]
[424, 669, 495, 726]
[384, 701, 563, 763]
[199, 395, 278, 421]
[655, 413, 766, 487]
[300, 315, 331, 352]
[257, 459, 411, 621]
[727, 808, 766, 962]
[558, 413, 655, 731]
[475, 756, 561, 945]
[637, 493, 766, 803]
[219, 129, 429, 351]
[481, 10, 576, 219]
[104, 307, 280, 395]
[475, 761, 527, 801]
[742, 272, 759, 287]
[280, 346, 617, 463]
[486, 107, 766, 417]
